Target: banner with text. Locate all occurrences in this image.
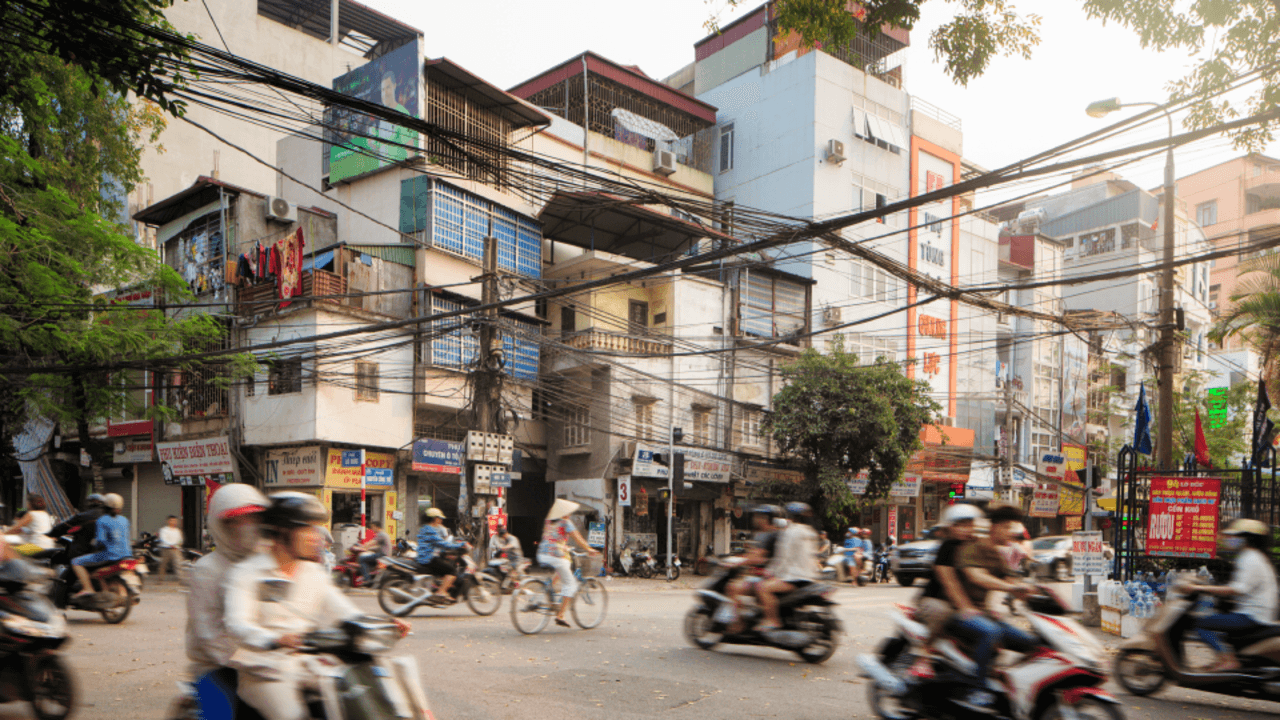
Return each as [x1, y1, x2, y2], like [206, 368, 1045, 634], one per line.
[324, 449, 396, 489]
[157, 436, 235, 479]
[1030, 487, 1060, 518]
[264, 446, 324, 487]
[411, 439, 464, 474]
[633, 444, 733, 482]
[1147, 477, 1221, 559]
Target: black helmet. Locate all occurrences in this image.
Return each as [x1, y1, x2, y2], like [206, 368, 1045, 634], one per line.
[86, 494, 105, 509]
[262, 492, 328, 529]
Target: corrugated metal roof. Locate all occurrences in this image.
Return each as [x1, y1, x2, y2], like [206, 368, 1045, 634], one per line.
[346, 244, 416, 267]
[1041, 190, 1159, 237]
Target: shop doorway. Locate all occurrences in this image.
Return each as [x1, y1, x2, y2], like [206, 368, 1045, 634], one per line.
[330, 491, 383, 555]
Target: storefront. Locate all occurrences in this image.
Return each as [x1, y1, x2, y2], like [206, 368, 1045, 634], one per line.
[262, 445, 398, 554]
[155, 435, 237, 545]
[621, 444, 734, 561]
[903, 424, 975, 540]
[408, 438, 465, 539]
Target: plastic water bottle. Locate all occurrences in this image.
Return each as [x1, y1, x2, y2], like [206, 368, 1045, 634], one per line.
[1197, 566, 1213, 584]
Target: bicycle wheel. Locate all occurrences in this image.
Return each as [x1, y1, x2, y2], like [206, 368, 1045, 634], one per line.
[571, 578, 608, 629]
[510, 578, 551, 635]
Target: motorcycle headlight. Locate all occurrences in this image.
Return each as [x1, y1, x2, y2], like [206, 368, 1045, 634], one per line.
[1, 612, 65, 638]
[354, 625, 399, 654]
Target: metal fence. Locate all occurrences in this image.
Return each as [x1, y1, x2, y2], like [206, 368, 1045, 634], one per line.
[1112, 445, 1279, 581]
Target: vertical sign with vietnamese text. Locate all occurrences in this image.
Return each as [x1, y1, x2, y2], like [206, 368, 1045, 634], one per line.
[1206, 387, 1229, 429]
[1147, 477, 1221, 559]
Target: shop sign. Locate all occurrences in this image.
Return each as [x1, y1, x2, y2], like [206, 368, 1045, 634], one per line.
[1030, 487, 1059, 518]
[324, 449, 395, 489]
[632, 443, 732, 482]
[384, 490, 398, 539]
[1071, 531, 1105, 575]
[889, 474, 921, 498]
[745, 463, 804, 486]
[1058, 443, 1086, 516]
[1206, 387, 1229, 429]
[487, 510, 507, 537]
[264, 446, 323, 487]
[1037, 452, 1066, 481]
[411, 439, 463, 474]
[587, 522, 606, 548]
[887, 506, 898, 543]
[1147, 477, 1221, 559]
[113, 438, 154, 464]
[365, 468, 393, 487]
[617, 475, 632, 507]
[846, 471, 869, 494]
[1064, 516, 1083, 532]
[1011, 467, 1034, 488]
[157, 436, 235, 479]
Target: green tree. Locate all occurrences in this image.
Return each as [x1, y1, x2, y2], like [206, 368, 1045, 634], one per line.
[763, 336, 942, 526]
[1212, 253, 1280, 380]
[714, 0, 1280, 147]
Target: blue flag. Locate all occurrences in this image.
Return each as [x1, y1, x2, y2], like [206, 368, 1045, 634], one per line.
[1133, 383, 1152, 455]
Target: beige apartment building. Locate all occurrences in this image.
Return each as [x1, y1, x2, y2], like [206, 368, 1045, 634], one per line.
[1177, 153, 1280, 347]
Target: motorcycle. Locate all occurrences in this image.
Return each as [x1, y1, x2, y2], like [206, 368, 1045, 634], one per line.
[872, 548, 892, 584]
[0, 561, 75, 720]
[859, 587, 1122, 720]
[484, 550, 527, 595]
[132, 532, 202, 582]
[1112, 579, 1280, 700]
[375, 550, 500, 617]
[168, 580, 433, 720]
[824, 552, 870, 586]
[684, 557, 841, 664]
[332, 548, 371, 590]
[44, 538, 141, 624]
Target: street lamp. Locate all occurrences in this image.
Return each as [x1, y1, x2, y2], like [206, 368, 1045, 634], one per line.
[1087, 97, 1177, 470]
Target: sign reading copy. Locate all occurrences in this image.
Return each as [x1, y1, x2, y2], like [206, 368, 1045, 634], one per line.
[324, 449, 395, 489]
[1147, 477, 1222, 559]
[1030, 487, 1060, 518]
[1071, 531, 1106, 576]
[157, 437, 235, 478]
[264, 446, 324, 487]
[632, 444, 732, 482]
[411, 439, 463, 474]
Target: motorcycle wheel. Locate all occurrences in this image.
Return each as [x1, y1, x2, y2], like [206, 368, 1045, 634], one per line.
[867, 681, 917, 720]
[99, 577, 131, 624]
[683, 606, 722, 650]
[510, 579, 551, 635]
[465, 576, 502, 616]
[795, 613, 839, 664]
[1041, 696, 1124, 720]
[855, 574, 869, 587]
[637, 564, 654, 579]
[377, 579, 417, 617]
[666, 564, 680, 582]
[1113, 648, 1166, 696]
[28, 654, 75, 720]
[334, 570, 351, 589]
[896, 575, 915, 587]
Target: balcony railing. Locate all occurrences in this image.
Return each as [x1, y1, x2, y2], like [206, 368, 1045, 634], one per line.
[560, 329, 671, 356]
[237, 270, 347, 315]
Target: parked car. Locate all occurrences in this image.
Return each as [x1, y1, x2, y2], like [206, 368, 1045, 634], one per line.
[888, 526, 944, 587]
[1028, 535, 1114, 582]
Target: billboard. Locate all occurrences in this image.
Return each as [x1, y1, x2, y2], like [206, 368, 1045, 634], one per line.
[1061, 333, 1089, 444]
[327, 39, 421, 184]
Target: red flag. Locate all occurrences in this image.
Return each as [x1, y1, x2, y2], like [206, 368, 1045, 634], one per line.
[1194, 410, 1213, 468]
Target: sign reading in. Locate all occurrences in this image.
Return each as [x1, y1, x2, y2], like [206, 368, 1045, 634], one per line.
[264, 446, 324, 487]
[411, 439, 464, 474]
[1071, 531, 1106, 576]
[1147, 477, 1221, 559]
[156, 437, 235, 478]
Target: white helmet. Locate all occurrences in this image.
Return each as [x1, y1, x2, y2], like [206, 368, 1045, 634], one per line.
[941, 503, 983, 527]
[103, 493, 125, 510]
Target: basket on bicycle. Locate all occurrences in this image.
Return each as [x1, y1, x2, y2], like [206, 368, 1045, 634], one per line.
[575, 552, 604, 578]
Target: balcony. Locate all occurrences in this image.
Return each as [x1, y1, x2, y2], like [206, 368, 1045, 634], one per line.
[237, 270, 347, 316]
[999, 235, 1035, 269]
[560, 329, 672, 356]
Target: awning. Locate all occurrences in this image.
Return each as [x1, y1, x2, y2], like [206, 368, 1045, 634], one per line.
[303, 250, 336, 272]
[12, 415, 76, 522]
[538, 191, 734, 258]
[611, 108, 679, 143]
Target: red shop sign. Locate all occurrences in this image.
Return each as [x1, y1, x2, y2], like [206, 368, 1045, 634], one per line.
[1146, 477, 1221, 560]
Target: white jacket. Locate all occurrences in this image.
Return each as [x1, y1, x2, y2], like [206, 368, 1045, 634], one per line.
[767, 522, 819, 583]
[225, 552, 361, 656]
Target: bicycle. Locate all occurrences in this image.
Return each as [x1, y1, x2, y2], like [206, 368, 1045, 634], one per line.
[510, 551, 608, 634]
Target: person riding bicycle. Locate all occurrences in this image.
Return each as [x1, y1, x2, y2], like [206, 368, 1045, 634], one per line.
[1192, 518, 1279, 672]
[756, 501, 820, 634]
[537, 499, 598, 628]
[416, 508, 469, 604]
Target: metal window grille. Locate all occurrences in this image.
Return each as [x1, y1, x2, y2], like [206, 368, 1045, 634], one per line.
[739, 412, 762, 447]
[355, 362, 379, 401]
[565, 405, 590, 447]
[634, 402, 654, 442]
[424, 76, 512, 187]
[174, 333, 231, 419]
[403, 177, 542, 278]
[268, 358, 303, 395]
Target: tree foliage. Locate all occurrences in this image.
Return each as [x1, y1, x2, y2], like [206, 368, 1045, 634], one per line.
[1212, 252, 1280, 382]
[712, 0, 1280, 146]
[764, 336, 942, 526]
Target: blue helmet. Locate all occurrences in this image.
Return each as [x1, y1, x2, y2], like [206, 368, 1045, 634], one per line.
[785, 501, 812, 518]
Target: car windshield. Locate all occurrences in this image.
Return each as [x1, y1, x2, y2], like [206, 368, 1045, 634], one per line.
[1031, 537, 1064, 551]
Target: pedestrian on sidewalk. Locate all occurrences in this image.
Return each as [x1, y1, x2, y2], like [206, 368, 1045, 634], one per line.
[158, 515, 185, 580]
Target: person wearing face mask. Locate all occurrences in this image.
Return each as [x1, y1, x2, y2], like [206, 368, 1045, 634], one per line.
[1193, 519, 1279, 672]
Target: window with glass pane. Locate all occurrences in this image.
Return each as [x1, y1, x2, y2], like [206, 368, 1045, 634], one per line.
[355, 362, 379, 401]
[739, 411, 762, 447]
[565, 405, 590, 447]
[692, 408, 712, 445]
[719, 123, 734, 173]
[633, 401, 654, 442]
[1196, 200, 1217, 227]
[742, 274, 806, 339]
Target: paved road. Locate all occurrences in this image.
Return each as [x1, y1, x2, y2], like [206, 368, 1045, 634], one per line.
[15, 578, 1280, 720]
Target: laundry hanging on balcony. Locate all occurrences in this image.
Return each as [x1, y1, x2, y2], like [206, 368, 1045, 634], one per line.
[276, 227, 306, 308]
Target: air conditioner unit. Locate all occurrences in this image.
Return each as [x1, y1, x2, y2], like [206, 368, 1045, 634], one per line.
[822, 306, 842, 326]
[265, 196, 297, 223]
[826, 139, 846, 164]
[653, 149, 677, 176]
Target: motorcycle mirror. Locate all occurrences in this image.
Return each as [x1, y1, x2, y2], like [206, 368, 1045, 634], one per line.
[258, 577, 292, 603]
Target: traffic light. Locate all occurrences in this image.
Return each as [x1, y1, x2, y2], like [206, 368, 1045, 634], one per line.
[653, 453, 670, 467]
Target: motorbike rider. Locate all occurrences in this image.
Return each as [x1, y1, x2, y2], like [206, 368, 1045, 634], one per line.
[916, 503, 984, 641]
[859, 528, 875, 574]
[1192, 518, 1279, 672]
[725, 505, 782, 624]
[756, 501, 820, 634]
[537, 499, 599, 628]
[47, 493, 106, 561]
[843, 527, 864, 580]
[816, 531, 832, 561]
[224, 492, 408, 720]
[491, 524, 525, 567]
[70, 493, 130, 600]
[352, 521, 392, 586]
[416, 507, 470, 603]
[952, 503, 1037, 710]
[186, 483, 270, 715]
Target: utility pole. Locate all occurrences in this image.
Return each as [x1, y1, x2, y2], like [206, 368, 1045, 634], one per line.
[1003, 368, 1015, 498]
[1156, 144, 1177, 470]
[466, 235, 501, 555]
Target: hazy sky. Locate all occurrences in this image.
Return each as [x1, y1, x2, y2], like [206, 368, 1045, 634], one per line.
[370, 0, 1263, 193]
